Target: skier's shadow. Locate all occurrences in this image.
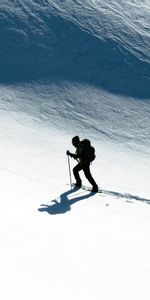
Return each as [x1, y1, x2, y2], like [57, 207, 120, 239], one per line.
[38, 187, 95, 215]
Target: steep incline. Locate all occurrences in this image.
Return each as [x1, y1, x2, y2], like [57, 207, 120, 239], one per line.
[0, 0, 149, 97]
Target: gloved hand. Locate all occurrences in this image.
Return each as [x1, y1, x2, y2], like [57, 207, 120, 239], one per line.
[66, 150, 70, 156]
[66, 150, 75, 158]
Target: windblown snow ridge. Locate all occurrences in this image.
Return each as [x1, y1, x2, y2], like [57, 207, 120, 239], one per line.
[0, 0, 149, 97]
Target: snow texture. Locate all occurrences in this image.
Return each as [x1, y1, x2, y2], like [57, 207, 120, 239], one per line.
[0, 1, 150, 299]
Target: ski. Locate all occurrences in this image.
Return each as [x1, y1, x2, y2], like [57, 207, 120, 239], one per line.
[71, 183, 102, 193]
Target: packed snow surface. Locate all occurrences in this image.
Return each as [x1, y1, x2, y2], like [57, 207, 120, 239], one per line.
[0, 0, 150, 299]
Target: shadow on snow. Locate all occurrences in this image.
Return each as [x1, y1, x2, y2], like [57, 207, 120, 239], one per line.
[0, 9, 149, 98]
[38, 186, 95, 215]
[38, 186, 150, 216]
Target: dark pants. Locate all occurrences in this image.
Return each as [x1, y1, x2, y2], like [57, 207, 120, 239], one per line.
[73, 162, 97, 187]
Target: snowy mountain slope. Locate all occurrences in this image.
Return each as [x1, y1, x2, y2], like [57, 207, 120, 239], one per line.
[0, 0, 150, 97]
[0, 1, 150, 299]
[1, 80, 150, 147]
[0, 80, 150, 197]
[0, 0, 150, 198]
[50, 0, 150, 61]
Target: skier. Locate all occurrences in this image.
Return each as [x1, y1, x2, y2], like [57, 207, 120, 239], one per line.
[66, 136, 98, 192]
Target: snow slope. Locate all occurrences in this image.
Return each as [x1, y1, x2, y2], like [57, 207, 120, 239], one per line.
[0, 0, 150, 97]
[0, 1, 150, 299]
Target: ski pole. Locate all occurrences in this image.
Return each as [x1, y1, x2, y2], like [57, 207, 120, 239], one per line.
[67, 154, 72, 188]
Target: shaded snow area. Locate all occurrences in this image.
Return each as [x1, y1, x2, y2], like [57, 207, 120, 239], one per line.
[0, 1, 150, 299]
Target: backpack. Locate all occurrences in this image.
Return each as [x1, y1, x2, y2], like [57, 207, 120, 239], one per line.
[82, 139, 96, 162]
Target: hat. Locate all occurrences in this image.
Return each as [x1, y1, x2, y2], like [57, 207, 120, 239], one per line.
[72, 136, 80, 144]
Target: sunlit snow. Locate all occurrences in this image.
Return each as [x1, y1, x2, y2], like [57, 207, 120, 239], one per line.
[0, 1, 150, 299]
